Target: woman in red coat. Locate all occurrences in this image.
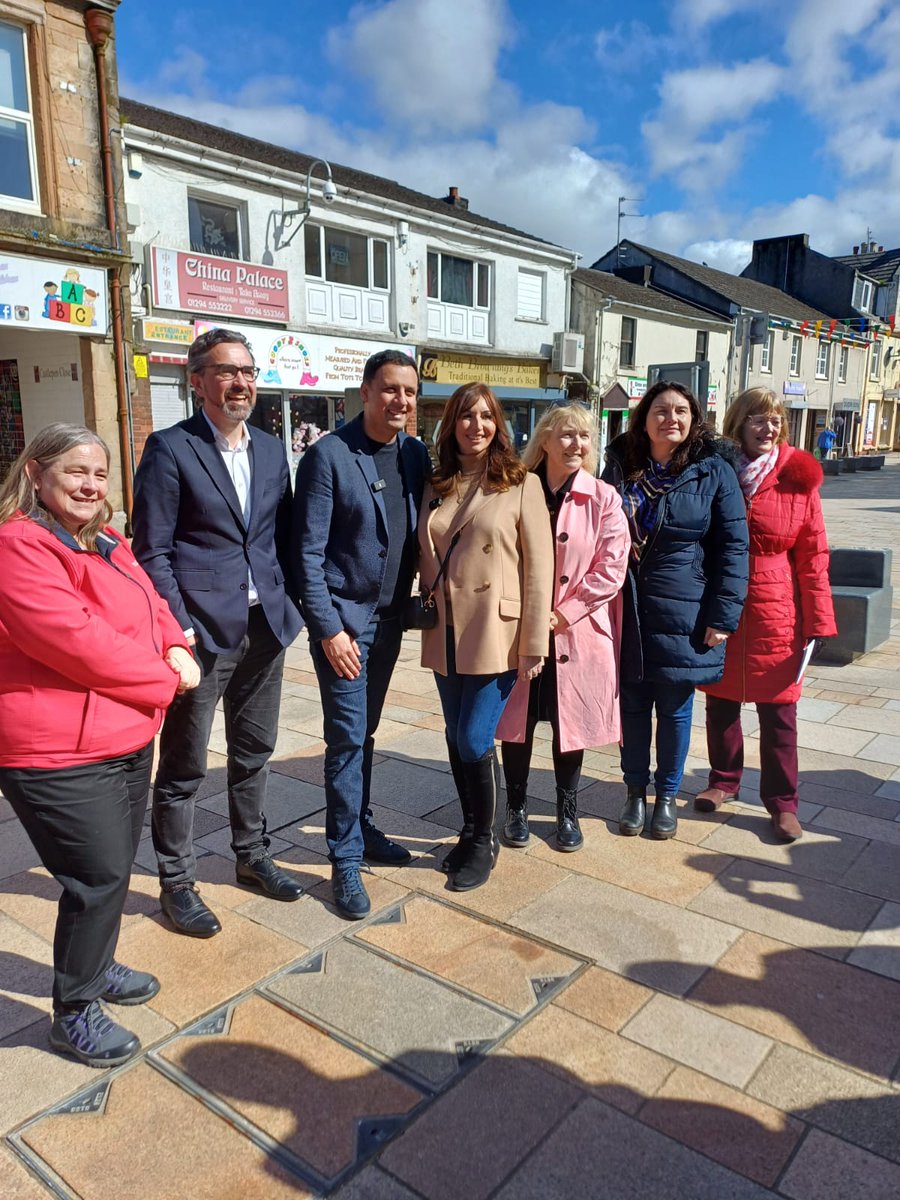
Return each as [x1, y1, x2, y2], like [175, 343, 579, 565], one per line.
[697, 388, 836, 840]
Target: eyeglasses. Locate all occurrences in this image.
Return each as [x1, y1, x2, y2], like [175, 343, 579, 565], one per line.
[202, 364, 260, 381]
[745, 415, 783, 430]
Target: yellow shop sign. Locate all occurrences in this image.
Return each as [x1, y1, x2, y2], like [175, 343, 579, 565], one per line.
[420, 353, 544, 388]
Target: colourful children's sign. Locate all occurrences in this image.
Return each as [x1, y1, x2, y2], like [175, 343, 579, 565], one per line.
[0, 253, 108, 335]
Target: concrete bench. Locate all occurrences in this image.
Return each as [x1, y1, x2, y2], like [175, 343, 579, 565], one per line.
[816, 548, 894, 665]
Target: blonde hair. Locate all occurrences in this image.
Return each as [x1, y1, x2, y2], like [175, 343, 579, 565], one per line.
[723, 387, 790, 446]
[0, 423, 112, 550]
[522, 403, 599, 475]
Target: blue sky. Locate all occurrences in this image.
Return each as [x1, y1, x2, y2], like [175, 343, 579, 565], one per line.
[115, 0, 900, 272]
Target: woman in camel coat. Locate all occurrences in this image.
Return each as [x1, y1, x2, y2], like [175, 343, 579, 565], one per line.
[419, 382, 553, 892]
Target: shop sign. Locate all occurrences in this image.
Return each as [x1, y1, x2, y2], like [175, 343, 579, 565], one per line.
[707, 387, 718, 408]
[0, 252, 108, 335]
[193, 320, 413, 391]
[625, 377, 647, 399]
[419, 352, 544, 388]
[863, 402, 877, 447]
[150, 247, 290, 324]
[142, 317, 194, 345]
[833, 398, 861, 412]
[783, 381, 807, 395]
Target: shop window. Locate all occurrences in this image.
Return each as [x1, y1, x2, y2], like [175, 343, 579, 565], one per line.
[790, 335, 802, 376]
[695, 330, 708, 363]
[815, 341, 829, 379]
[305, 224, 389, 291]
[619, 317, 636, 369]
[427, 251, 490, 310]
[516, 269, 545, 321]
[289, 393, 329, 472]
[838, 345, 848, 383]
[0, 21, 39, 210]
[188, 195, 243, 259]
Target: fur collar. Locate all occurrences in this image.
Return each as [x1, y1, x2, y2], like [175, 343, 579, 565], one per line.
[774, 444, 824, 494]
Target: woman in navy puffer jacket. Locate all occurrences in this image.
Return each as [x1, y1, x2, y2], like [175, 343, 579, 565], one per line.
[601, 381, 748, 839]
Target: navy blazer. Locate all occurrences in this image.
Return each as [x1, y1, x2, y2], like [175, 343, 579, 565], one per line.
[132, 410, 303, 655]
[292, 416, 431, 641]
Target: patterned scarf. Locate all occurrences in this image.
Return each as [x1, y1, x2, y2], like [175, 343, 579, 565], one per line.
[737, 446, 779, 500]
[622, 459, 678, 561]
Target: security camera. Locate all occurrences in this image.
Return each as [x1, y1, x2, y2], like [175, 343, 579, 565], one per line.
[322, 179, 337, 204]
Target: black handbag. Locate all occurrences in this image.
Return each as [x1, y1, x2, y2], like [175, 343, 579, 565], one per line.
[403, 530, 462, 632]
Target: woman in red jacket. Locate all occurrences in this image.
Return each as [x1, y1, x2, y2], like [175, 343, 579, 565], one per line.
[0, 424, 200, 1067]
[697, 389, 836, 840]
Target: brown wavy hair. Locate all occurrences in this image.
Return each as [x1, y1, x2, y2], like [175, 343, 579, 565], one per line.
[622, 380, 710, 481]
[431, 382, 526, 496]
[723, 387, 790, 447]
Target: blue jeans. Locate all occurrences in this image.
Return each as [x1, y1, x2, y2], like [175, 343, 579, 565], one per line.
[310, 615, 403, 866]
[620, 680, 695, 796]
[434, 632, 517, 762]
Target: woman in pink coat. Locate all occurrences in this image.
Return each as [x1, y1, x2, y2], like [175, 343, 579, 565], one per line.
[497, 404, 629, 851]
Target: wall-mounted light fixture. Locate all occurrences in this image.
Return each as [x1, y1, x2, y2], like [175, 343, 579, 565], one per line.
[397, 219, 409, 249]
[261, 159, 336, 264]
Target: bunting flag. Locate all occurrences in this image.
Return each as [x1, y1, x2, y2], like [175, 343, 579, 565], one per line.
[814, 320, 823, 338]
[890, 316, 896, 331]
[827, 319, 837, 337]
[799, 320, 810, 337]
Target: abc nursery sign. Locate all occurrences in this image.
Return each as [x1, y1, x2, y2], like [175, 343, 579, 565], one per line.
[0, 253, 108, 335]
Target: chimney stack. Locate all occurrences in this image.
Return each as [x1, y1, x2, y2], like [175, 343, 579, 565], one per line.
[853, 246, 860, 255]
[444, 186, 469, 211]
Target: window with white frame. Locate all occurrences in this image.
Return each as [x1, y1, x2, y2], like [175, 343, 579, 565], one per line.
[870, 339, 881, 379]
[789, 334, 802, 376]
[516, 269, 545, 321]
[695, 330, 708, 363]
[305, 224, 389, 290]
[427, 251, 490, 309]
[815, 340, 829, 379]
[0, 20, 39, 210]
[619, 316, 636, 368]
[853, 277, 873, 313]
[760, 330, 774, 373]
[188, 195, 244, 259]
[838, 345, 848, 383]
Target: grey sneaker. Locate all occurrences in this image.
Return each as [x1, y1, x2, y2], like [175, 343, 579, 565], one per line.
[102, 961, 161, 1006]
[50, 1000, 140, 1068]
[331, 864, 371, 920]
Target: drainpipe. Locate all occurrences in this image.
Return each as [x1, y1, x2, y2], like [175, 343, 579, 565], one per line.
[84, 7, 134, 531]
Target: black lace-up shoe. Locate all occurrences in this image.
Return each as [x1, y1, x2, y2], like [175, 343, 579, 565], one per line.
[160, 884, 221, 937]
[236, 856, 304, 900]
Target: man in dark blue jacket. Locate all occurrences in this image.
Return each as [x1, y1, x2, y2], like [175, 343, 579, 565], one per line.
[133, 329, 304, 938]
[292, 350, 430, 918]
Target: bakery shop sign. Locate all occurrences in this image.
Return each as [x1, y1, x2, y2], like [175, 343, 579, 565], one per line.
[150, 247, 290, 323]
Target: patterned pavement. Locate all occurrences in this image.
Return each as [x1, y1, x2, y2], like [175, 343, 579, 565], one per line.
[2, 457, 899, 1199]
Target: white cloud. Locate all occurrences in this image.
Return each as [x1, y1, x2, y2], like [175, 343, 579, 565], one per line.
[327, 0, 511, 134]
[681, 238, 752, 273]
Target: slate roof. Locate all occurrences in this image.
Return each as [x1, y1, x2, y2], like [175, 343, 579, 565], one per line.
[833, 248, 900, 285]
[572, 268, 730, 324]
[600, 241, 831, 323]
[121, 98, 571, 254]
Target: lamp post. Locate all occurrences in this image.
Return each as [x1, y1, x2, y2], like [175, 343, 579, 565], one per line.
[262, 159, 336, 263]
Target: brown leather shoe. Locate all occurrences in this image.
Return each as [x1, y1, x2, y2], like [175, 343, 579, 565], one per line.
[694, 787, 737, 812]
[771, 811, 802, 841]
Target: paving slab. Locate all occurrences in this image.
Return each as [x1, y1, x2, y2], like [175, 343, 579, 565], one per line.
[0, 1146, 56, 1200]
[197, 770, 327, 833]
[811, 805, 900, 846]
[502, 1005, 675, 1112]
[0, 821, 42, 883]
[379, 1056, 582, 1200]
[687, 858, 884, 956]
[365, 756, 455, 818]
[747, 1044, 900, 1164]
[356, 896, 579, 1015]
[159, 993, 423, 1186]
[699, 813, 868, 884]
[491, 1096, 779, 1200]
[798, 780, 900, 822]
[639, 1066, 805, 1187]
[331, 1165, 420, 1199]
[839, 840, 900, 903]
[267, 939, 513, 1089]
[847, 900, 900, 980]
[551, 964, 653, 1032]
[621, 993, 772, 1088]
[687, 931, 900, 1081]
[16, 1063, 311, 1200]
[779, 1128, 900, 1200]
[509, 873, 741, 995]
[281, 802, 450, 859]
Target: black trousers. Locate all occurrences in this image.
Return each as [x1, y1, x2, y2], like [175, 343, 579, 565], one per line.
[0, 742, 152, 1011]
[152, 606, 285, 887]
[500, 655, 583, 795]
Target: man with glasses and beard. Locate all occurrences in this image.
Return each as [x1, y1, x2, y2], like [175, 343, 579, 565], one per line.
[133, 328, 304, 938]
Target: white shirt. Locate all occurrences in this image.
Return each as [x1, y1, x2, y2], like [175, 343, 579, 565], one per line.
[201, 409, 258, 605]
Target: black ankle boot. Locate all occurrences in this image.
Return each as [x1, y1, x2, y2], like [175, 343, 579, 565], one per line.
[555, 787, 584, 851]
[442, 738, 474, 873]
[650, 795, 678, 839]
[618, 786, 646, 836]
[501, 781, 529, 847]
[451, 751, 497, 892]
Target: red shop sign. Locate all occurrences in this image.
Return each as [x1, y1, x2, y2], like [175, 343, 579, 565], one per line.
[150, 246, 290, 324]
